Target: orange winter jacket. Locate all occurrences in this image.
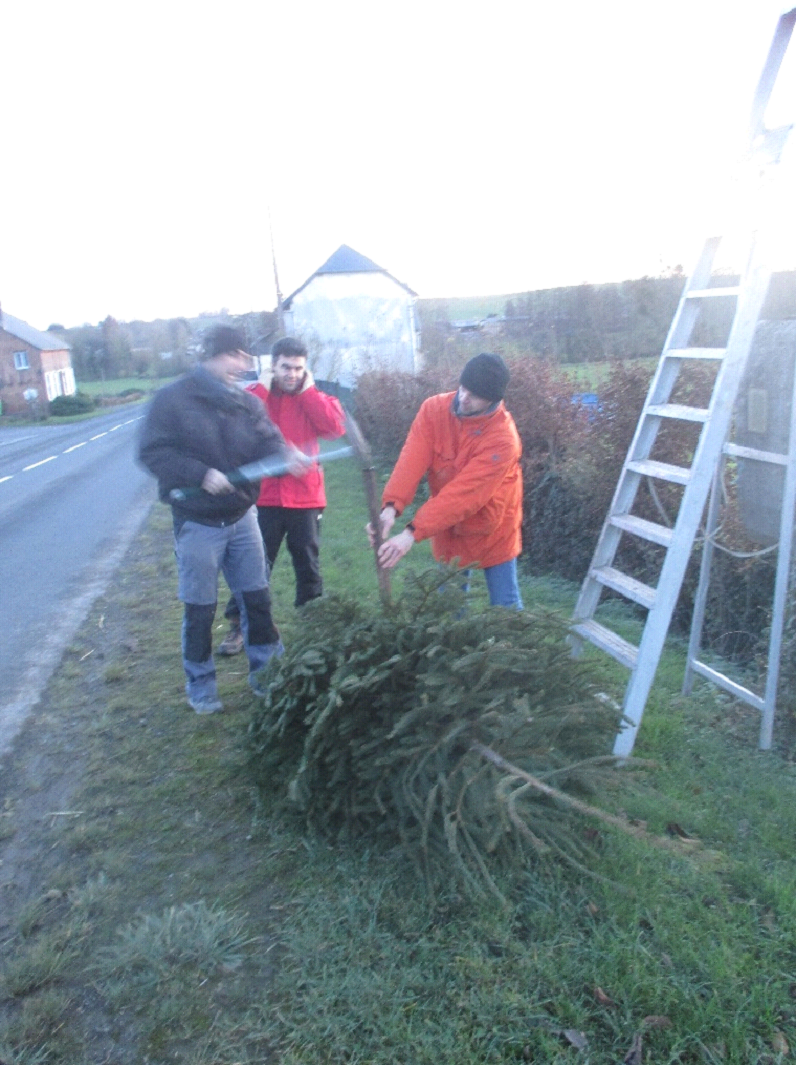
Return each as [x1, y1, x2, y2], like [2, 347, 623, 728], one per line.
[382, 392, 523, 569]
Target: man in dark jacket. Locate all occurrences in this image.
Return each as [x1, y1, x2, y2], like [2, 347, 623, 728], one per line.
[138, 325, 303, 714]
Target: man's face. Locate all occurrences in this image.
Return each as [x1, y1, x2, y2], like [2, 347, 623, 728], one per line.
[206, 349, 254, 387]
[457, 385, 492, 415]
[272, 355, 307, 394]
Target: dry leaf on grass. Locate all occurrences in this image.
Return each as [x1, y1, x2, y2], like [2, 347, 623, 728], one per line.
[593, 986, 616, 1007]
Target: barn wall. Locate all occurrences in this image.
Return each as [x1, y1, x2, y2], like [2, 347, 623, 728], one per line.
[286, 273, 418, 387]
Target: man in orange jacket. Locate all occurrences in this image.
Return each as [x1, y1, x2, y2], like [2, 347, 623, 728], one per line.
[370, 352, 524, 608]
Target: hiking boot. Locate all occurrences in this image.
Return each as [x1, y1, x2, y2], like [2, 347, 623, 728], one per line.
[189, 694, 224, 715]
[217, 625, 244, 656]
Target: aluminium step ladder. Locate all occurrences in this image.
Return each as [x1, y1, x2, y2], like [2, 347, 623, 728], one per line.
[570, 7, 796, 758]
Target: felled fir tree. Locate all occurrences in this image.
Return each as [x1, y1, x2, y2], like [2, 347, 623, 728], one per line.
[248, 568, 624, 895]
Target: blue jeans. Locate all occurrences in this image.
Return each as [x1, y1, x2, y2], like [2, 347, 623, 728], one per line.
[462, 558, 524, 609]
[173, 507, 282, 701]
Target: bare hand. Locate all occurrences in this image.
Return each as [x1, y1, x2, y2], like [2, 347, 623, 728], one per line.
[201, 468, 235, 494]
[377, 528, 415, 569]
[286, 446, 314, 477]
[366, 505, 397, 547]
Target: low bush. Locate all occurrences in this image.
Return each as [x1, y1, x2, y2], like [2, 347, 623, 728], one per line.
[353, 366, 452, 459]
[48, 392, 95, 416]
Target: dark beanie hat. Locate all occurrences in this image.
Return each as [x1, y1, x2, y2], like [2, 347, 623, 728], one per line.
[460, 353, 510, 403]
[203, 325, 247, 359]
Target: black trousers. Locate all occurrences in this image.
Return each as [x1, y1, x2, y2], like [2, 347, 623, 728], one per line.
[225, 506, 323, 617]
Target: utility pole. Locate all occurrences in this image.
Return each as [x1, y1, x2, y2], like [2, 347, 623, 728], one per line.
[269, 207, 285, 335]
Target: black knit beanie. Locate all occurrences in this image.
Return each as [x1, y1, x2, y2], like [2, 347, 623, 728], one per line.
[203, 325, 247, 359]
[459, 353, 509, 403]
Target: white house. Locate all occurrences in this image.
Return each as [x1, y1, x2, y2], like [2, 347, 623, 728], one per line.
[283, 245, 420, 388]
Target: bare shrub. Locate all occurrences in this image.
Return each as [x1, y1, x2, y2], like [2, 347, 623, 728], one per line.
[354, 366, 454, 461]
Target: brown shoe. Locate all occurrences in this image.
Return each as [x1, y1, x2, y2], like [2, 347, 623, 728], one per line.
[217, 626, 244, 656]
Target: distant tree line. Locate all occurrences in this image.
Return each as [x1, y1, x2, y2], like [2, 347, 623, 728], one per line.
[48, 311, 280, 383]
[417, 269, 796, 365]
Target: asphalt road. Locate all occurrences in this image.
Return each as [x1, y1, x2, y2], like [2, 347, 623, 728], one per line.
[0, 406, 156, 756]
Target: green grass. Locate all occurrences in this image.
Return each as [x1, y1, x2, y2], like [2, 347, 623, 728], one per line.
[1, 457, 796, 1063]
[561, 355, 659, 389]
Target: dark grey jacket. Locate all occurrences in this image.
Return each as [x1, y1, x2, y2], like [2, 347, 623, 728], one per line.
[138, 366, 288, 526]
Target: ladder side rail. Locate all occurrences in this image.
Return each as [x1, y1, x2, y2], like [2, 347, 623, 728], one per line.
[607, 236, 726, 483]
[759, 355, 796, 749]
[749, 8, 796, 145]
[682, 463, 724, 695]
[572, 239, 724, 628]
[657, 237, 725, 363]
[613, 252, 774, 757]
[599, 236, 730, 513]
[678, 251, 774, 496]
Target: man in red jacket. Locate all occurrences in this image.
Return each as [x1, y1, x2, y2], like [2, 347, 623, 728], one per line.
[219, 337, 346, 653]
[369, 353, 524, 608]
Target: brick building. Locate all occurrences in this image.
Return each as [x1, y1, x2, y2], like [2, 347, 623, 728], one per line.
[0, 309, 75, 415]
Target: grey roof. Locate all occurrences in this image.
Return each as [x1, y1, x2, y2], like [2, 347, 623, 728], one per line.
[316, 245, 385, 275]
[0, 311, 71, 351]
[284, 244, 417, 307]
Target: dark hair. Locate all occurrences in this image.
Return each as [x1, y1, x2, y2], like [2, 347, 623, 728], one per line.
[203, 325, 247, 360]
[272, 336, 308, 361]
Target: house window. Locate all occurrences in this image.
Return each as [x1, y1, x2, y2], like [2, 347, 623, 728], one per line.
[13, 351, 29, 370]
[59, 368, 75, 396]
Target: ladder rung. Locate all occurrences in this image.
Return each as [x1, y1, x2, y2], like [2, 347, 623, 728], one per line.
[647, 403, 709, 423]
[610, 513, 673, 547]
[571, 620, 638, 669]
[590, 566, 657, 609]
[686, 286, 741, 299]
[723, 441, 788, 466]
[626, 458, 691, 485]
[665, 347, 726, 361]
[689, 659, 765, 712]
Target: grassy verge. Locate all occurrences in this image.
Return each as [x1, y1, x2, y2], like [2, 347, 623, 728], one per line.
[1, 458, 796, 1063]
[77, 378, 176, 397]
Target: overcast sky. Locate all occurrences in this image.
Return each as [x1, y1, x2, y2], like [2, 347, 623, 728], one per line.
[3, 0, 794, 329]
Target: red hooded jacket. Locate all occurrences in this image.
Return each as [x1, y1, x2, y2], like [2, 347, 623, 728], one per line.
[382, 391, 523, 569]
[248, 380, 345, 508]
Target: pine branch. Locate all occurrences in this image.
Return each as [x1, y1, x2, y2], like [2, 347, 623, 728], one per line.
[471, 742, 694, 854]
